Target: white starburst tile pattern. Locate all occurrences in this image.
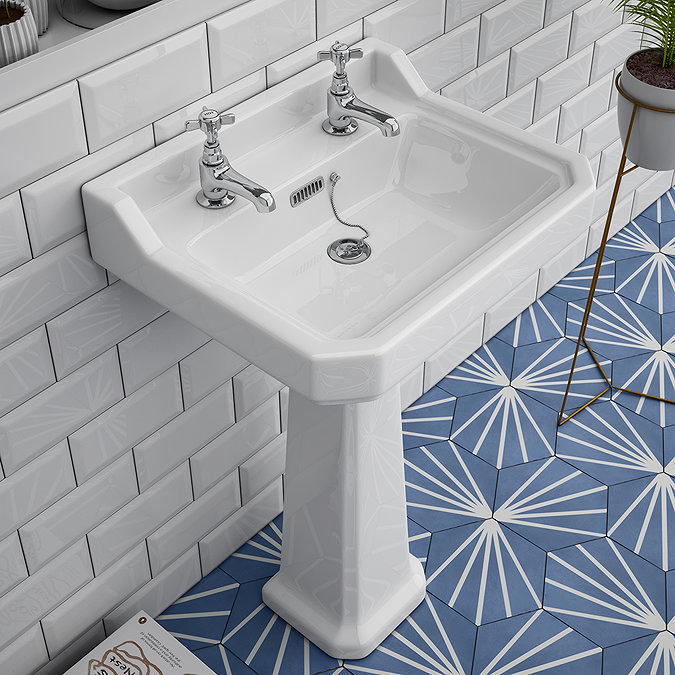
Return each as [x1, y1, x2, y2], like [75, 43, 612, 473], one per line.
[155, 187, 675, 675]
[544, 538, 666, 648]
[494, 457, 607, 551]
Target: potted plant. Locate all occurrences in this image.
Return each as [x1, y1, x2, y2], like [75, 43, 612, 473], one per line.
[609, 0, 675, 170]
[0, 1, 38, 67]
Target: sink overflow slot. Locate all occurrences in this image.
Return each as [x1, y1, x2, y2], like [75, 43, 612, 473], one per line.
[290, 176, 325, 207]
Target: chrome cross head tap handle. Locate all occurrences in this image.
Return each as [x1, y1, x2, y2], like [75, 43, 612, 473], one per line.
[184, 107, 276, 213]
[317, 41, 363, 78]
[185, 107, 235, 166]
[316, 42, 399, 137]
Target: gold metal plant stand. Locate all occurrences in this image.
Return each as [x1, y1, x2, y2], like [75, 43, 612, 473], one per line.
[558, 72, 675, 425]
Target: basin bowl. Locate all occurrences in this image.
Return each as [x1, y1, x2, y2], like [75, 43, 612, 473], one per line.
[82, 38, 596, 659]
[83, 38, 595, 405]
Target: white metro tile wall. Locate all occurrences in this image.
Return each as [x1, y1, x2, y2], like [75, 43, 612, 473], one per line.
[1, 1, 674, 673]
[78, 25, 210, 151]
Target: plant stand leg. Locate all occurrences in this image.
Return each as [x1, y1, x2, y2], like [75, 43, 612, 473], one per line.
[262, 387, 426, 659]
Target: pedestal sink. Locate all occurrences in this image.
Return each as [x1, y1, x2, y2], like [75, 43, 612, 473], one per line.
[82, 38, 595, 658]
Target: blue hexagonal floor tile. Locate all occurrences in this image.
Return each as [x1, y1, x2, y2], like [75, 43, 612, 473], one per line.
[544, 538, 666, 648]
[473, 610, 602, 675]
[426, 519, 546, 625]
[555, 400, 663, 484]
[494, 456, 607, 551]
[404, 440, 497, 533]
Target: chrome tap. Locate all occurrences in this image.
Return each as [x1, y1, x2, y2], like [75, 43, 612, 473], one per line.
[185, 108, 276, 212]
[317, 42, 400, 137]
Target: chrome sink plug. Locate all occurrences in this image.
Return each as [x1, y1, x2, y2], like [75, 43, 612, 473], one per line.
[317, 42, 400, 137]
[185, 108, 276, 212]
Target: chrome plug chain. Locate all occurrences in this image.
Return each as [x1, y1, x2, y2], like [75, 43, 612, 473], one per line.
[328, 172, 370, 248]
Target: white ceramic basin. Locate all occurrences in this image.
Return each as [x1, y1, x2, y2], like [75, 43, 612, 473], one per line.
[83, 39, 594, 405]
[83, 38, 596, 660]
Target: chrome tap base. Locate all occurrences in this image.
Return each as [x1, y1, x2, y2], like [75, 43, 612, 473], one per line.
[195, 191, 236, 209]
[322, 118, 359, 136]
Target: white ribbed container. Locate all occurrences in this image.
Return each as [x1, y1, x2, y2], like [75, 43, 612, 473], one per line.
[618, 49, 675, 170]
[0, 1, 38, 67]
[24, 0, 47, 34]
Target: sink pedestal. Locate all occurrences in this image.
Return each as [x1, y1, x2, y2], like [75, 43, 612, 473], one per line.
[262, 387, 426, 659]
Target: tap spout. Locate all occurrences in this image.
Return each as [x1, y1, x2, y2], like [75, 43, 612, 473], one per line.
[199, 161, 276, 213]
[325, 90, 400, 137]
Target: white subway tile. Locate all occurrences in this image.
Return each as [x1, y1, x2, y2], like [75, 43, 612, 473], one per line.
[586, 194, 634, 254]
[0, 532, 28, 595]
[0, 193, 31, 276]
[267, 22, 362, 87]
[364, 0, 445, 53]
[0, 233, 107, 351]
[0, 82, 88, 199]
[579, 107, 620, 159]
[0, 624, 48, 675]
[441, 52, 509, 112]
[544, 0, 588, 26]
[233, 364, 283, 419]
[317, 0, 393, 37]
[478, 0, 545, 65]
[209, 0, 315, 91]
[191, 395, 281, 498]
[558, 70, 612, 142]
[21, 128, 154, 256]
[0, 440, 74, 540]
[47, 280, 166, 378]
[199, 477, 283, 576]
[486, 81, 536, 129]
[280, 386, 289, 431]
[154, 70, 267, 145]
[118, 311, 210, 394]
[424, 317, 485, 392]
[446, 0, 502, 28]
[147, 469, 240, 574]
[180, 339, 247, 408]
[87, 464, 192, 574]
[484, 272, 539, 341]
[19, 454, 138, 573]
[240, 433, 286, 504]
[408, 18, 479, 91]
[0, 349, 123, 475]
[0, 327, 54, 417]
[134, 381, 235, 491]
[41, 543, 151, 656]
[569, 0, 622, 54]
[79, 25, 210, 152]
[507, 15, 571, 94]
[400, 364, 425, 411]
[561, 130, 582, 152]
[588, 152, 602, 184]
[104, 547, 201, 633]
[69, 367, 183, 484]
[32, 623, 106, 675]
[534, 45, 593, 120]
[591, 162, 653, 222]
[0, 538, 92, 651]
[590, 22, 642, 82]
[537, 232, 589, 296]
[632, 172, 675, 220]
[526, 107, 560, 143]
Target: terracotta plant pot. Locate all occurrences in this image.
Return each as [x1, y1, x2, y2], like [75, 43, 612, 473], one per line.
[617, 49, 675, 170]
[0, 0, 38, 67]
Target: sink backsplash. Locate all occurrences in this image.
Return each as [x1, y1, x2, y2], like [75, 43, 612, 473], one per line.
[1, 0, 674, 673]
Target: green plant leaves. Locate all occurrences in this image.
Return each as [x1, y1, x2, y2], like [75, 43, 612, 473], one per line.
[607, 0, 675, 68]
